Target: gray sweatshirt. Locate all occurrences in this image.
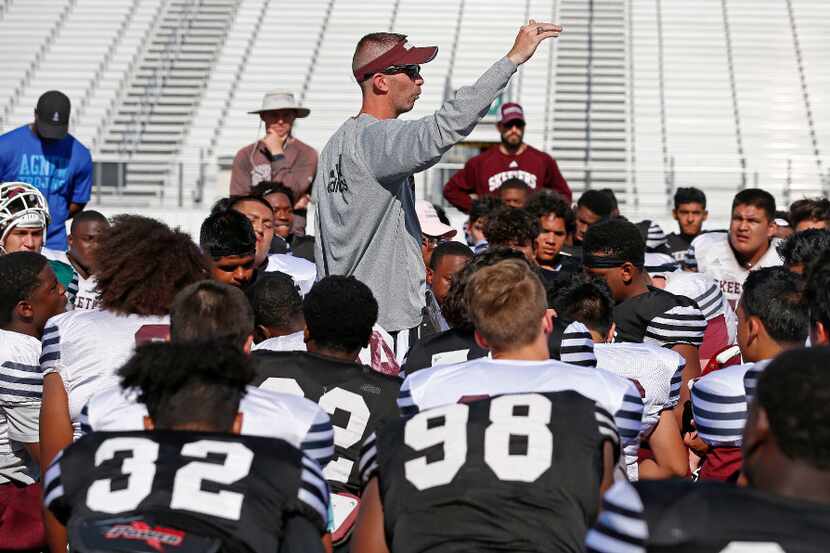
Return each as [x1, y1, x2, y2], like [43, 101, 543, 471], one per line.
[312, 57, 517, 332]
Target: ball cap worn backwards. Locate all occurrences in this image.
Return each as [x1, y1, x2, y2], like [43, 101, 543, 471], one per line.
[353, 36, 438, 82]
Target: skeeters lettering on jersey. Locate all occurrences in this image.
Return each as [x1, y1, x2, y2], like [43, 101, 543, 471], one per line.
[401, 319, 594, 375]
[613, 287, 707, 348]
[79, 384, 334, 467]
[0, 329, 44, 485]
[39, 310, 169, 438]
[684, 232, 783, 308]
[398, 357, 644, 450]
[360, 391, 620, 553]
[587, 478, 830, 553]
[43, 430, 330, 553]
[487, 169, 538, 191]
[691, 360, 770, 448]
[249, 350, 401, 495]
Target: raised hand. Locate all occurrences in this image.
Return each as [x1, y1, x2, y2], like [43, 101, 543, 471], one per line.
[506, 19, 563, 66]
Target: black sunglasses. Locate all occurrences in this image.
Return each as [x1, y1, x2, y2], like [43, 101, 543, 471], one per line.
[363, 64, 421, 82]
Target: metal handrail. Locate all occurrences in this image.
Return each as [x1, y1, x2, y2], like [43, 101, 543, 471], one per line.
[720, 0, 747, 190]
[442, 0, 466, 102]
[300, 0, 336, 102]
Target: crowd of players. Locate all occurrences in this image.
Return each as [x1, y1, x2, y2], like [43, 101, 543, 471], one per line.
[1, 172, 830, 552]
[2, 23, 830, 553]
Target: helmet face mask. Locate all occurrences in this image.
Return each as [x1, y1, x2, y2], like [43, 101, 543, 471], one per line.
[0, 182, 50, 254]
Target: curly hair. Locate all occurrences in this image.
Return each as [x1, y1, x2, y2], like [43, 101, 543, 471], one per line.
[469, 196, 503, 224]
[756, 347, 830, 470]
[95, 215, 210, 316]
[303, 275, 377, 353]
[119, 341, 252, 431]
[583, 218, 646, 266]
[441, 248, 527, 331]
[484, 207, 540, 246]
[526, 190, 576, 234]
[777, 229, 830, 269]
[550, 273, 614, 337]
[807, 249, 830, 333]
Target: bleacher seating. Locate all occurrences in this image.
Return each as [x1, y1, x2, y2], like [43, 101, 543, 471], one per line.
[0, 0, 827, 214]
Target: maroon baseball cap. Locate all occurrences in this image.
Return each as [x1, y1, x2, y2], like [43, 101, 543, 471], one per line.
[499, 102, 525, 125]
[354, 37, 438, 82]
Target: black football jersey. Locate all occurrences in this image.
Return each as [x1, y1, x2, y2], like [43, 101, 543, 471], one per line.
[613, 287, 706, 348]
[402, 317, 576, 375]
[360, 390, 620, 553]
[587, 478, 830, 553]
[250, 350, 400, 494]
[666, 232, 694, 263]
[44, 430, 328, 553]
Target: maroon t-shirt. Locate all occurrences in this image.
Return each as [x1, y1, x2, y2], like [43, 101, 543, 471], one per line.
[443, 144, 572, 212]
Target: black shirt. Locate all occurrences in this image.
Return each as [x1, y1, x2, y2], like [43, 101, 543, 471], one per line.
[613, 287, 706, 348]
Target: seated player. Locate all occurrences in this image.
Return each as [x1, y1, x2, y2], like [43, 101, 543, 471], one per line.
[690, 267, 808, 482]
[401, 248, 589, 374]
[465, 196, 502, 253]
[807, 247, 830, 345]
[777, 227, 830, 274]
[789, 196, 830, 232]
[685, 188, 783, 308]
[253, 181, 315, 261]
[44, 342, 332, 553]
[398, 259, 643, 454]
[38, 215, 209, 548]
[665, 187, 708, 262]
[526, 190, 579, 275]
[200, 209, 257, 289]
[354, 388, 621, 553]
[0, 252, 66, 551]
[80, 280, 334, 468]
[249, 272, 308, 351]
[583, 218, 706, 411]
[587, 347, 830, 552]
[250, 276, 401, 547]
[496, 177, 531, 208]
[553, 275, 688, 481]
[230, 195, 316, 294]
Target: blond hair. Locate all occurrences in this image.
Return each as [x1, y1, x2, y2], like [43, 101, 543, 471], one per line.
[465, 259, 547, 351]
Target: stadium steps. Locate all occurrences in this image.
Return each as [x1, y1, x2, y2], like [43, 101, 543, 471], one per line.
[550, 0, 629, 197]
[98, 0, 240, 202]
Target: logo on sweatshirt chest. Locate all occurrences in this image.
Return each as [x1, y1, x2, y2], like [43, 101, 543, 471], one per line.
[487, 169, 538, 191]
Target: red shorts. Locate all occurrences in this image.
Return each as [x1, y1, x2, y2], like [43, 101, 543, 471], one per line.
[699, 447, 743, 482]
[0, 481, 45, 551]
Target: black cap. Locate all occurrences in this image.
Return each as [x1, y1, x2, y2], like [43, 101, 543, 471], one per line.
[34, 90, 70, 140]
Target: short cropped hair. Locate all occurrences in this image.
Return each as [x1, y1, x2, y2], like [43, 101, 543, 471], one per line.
[583, 218, 646, 266]
[526, 191, 576, 234]
[740, 267, 808, 344]
[252, 181, 295, 206]
[0, 252, 48, 325]
[200, 210, 256, 260]
[551, 274, 615, 337]
[484, 207, 539, 246]
[119, 341, 253, 432]
[170, 281, 254, 349]
[777, 229, 830, 269]
[466, 259, 547, 350]
[248, 272, 303, 329]
[789, 197, 830, 228]
[756, 347, 830, 470]
[69, 210, 108, 234]
[577, 189, 615, 218]
[674, 187, 707, 209]
[227, 194, 274, 214]
[441, 248, 527, 331]
[733, 188, 776, 221]
[429, 241, 473, 271]
[304, 276, 377, 353]
[498, 178, 530, 194]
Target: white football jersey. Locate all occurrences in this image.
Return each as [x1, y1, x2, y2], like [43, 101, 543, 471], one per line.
[80, 384, 335, 467]
[0, 329, 42, 484]
[685, 232, 783, 307]
[265, 253, 317, 296]
[40, 309, 169, 437]
[252, 331, 307, 352]
[690, 359, 770, 447]
[399, 357, 644, 449]
[41, 248, 99, 310]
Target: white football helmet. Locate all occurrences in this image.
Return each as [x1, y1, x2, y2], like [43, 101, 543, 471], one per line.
[0, 181, 50, 254]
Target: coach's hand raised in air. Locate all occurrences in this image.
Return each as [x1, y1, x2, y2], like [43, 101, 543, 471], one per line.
[506, 19, 563, 65]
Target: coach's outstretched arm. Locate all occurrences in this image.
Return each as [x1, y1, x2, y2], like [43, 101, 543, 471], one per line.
[361, 21, 562, 183]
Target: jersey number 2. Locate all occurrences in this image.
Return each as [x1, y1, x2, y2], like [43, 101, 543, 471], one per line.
[404, 394, 553, 490]
[86, 437, 253, 520]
